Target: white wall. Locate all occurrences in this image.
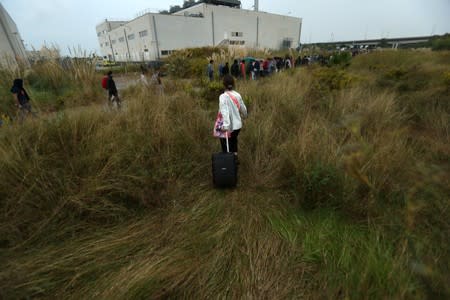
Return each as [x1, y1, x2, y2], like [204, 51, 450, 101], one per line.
[0, 3, 28, 66]
[154, 14, 212, 54]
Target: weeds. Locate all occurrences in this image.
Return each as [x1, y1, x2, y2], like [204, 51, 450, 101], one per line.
[0, 50, 448, 298]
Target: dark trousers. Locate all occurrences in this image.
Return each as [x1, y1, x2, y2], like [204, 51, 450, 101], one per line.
[220, 129, 240, 153]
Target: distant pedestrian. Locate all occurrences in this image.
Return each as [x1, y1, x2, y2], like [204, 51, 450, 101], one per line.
[254, 60, 261, 79]
[106, 71, 121, 109]
[223, 62, 230, 76]
[140, 71, 148, 86]
[10, 78, 36, 123]
[240, 60, 246, 80]
[285, 57, 292, 69]
[276, 58, 283, 72]
[151, 70, 164, 95]
[140, 64, 147, 74]
[231, 59, 240, 78]
[218, 63, 224, 78]
[251, 61, 256, 80]
[262, 58, 269, 76]
[207, 60, 214, 81]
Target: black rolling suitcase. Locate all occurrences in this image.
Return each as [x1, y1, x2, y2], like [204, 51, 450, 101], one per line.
[212, 136, 237, 188]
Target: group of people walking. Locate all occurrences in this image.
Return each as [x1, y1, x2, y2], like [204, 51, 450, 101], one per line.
[209, 55, 302, 82]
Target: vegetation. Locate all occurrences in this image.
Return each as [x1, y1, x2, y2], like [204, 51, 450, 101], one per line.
[0, 52, 102, 116]
[432, 34, 450, 51]
[0, 49, 449, 299]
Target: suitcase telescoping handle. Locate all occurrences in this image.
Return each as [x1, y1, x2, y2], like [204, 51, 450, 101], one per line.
[226, 133, 230, 153]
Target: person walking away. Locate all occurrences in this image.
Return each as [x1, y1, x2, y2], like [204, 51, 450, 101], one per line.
[285, 56, 292, 69]
[218, 62, 224, 78]
[207, 60, 214, 81]
[262, 58, 269, 76]
[151, 70, 164, 95]
[223, 62, 230, 76]
[106, 71, 121, 109]
[10, 79, 36, 123]
[254, 60, 261, 79]
[140, 71, 148, 86]
[251, 61, 256, 80]
[231, 59, 240, 78]
[101, 73, 109, 102]
[217, 75, 247, 161]
[240, 60, 246, 80]
[270, 58, 277, 73]
[276, 58, 283, 72]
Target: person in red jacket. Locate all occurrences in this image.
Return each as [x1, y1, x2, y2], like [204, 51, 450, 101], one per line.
[240, 60, 246, 80]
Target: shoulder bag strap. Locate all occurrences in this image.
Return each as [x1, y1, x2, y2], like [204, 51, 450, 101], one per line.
[225, 91, 240, 110]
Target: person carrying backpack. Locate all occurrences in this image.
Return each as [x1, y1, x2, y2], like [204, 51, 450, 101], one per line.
[106, 71, 121, 109]
[207, 60, 214, 81]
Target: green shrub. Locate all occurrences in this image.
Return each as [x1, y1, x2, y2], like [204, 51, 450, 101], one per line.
[200, 80, 223, 101]
[431, 35, 450, 51]
[301, 162, 343, 209]
[328, 51, 352, 66]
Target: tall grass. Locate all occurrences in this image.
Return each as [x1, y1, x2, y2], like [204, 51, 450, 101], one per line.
[0, 50, 448, 298]
[0, 48, 102, 116]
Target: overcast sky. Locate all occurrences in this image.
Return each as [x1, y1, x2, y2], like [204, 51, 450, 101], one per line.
[2, 0, 449, 54]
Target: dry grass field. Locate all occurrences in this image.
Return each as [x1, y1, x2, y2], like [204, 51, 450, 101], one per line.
[0, 49, 448, 299]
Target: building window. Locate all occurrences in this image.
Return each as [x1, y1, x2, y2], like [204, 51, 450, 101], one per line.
[282, 38, 293, 49]
[100, 43, 103, 47]
[161, 50, 174, 56]
[231, 32, 243, 37]
[128, 34, 135, 40]
[230, 40, 245, 45]
[119, 37, 125, 43]
[97, 32, 101, 37]
[139, 30, 148, 38]
[111, 39, 116, 44]
[105, 42, 109, 46]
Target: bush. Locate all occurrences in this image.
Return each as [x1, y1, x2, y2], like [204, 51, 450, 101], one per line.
[432, 35, 450, 51]
[328, 51, 352, 66]
[200, 79, 224, 101]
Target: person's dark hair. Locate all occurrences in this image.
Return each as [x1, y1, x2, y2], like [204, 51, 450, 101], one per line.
[107, 71, 112, 76]
[223, 74, 234, 91]
[12, 78, 23, 88]
[210, 60, 213, 64]
[234, 59, 238, 64]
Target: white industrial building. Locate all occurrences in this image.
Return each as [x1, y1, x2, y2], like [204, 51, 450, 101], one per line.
[0, 3, 28, 67]
[96, 0, 302, 62]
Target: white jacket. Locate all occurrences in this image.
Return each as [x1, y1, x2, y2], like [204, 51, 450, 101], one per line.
[219, 90, 247, 131]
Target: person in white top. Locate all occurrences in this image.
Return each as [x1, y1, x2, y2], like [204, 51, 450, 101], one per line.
[218, 75, 248, 157]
